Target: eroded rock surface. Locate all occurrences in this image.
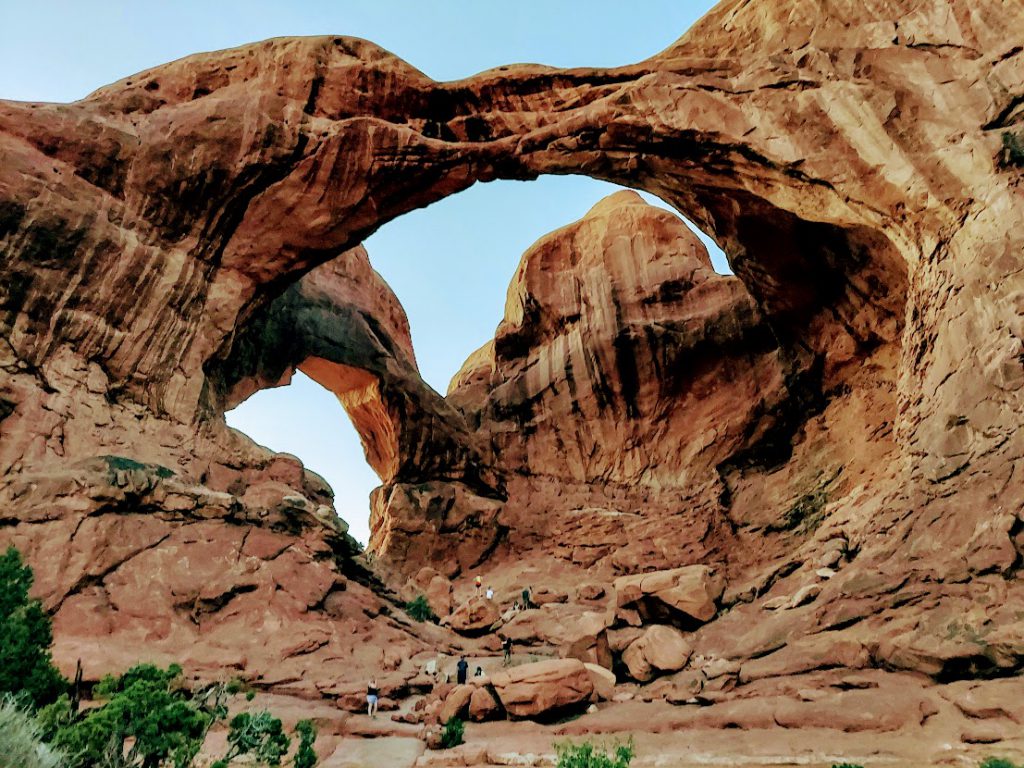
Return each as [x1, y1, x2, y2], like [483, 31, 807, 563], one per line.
[1, 0, 1024, 760]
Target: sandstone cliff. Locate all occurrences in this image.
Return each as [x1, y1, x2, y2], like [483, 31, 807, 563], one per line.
[0, 0, 1022, 747]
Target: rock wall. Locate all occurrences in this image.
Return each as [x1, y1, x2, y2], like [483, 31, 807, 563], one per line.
[1, 0, 1023, 691]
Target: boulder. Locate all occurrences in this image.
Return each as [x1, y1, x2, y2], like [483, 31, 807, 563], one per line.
[439, 684, 474, 723]
[443, 595, 501, 635]
[622, 625, 692, 682]
[489, 659, 594, 719]
[613, 566, 724, 628]
[584, 663, 617, 701]
[468, 685, 503, 722]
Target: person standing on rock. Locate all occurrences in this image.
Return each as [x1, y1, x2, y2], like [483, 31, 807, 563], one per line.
[521, 586, 534, 609]
[503, 636, 513, 666]
[485, 585, 494, 600]
[366, 678, 379, 719]
[474, 575, 482, 592]
[456, 656, 469, 685]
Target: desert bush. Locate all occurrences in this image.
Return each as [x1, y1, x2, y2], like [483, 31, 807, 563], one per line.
[831, 764, 865, 768]
[49, 663, 211, 768]
[293, 719, 318, 768]
[980, 758, 1019, 768]
[440, 716, 465, 749]
[405, 594, 437, 623]
[214, 710, 290, 767]
[554, 738, 634, 768]
[0, 546, 68, 708]
[0, 695, 65, 768]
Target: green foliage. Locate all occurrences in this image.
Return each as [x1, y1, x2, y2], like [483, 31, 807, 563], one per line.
[0, 695, 66, 768]
[293, 719, 318, 768]
[221, 710, 290, 766]
[980, 758, 1020, 768]
[831, 764, 866, 768]
[554, 738, 635, 768]
[1002, 131, 1024, 167]
[405, 594, 437, 623]
[0, 547, 68, 708]
[49, 663, 210, 768]
[439, 716, 465, 749]
[101, 454, 174, 478]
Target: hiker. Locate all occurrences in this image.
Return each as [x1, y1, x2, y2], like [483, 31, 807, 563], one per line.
[521, 585, 534, 609]
[366, 678, 379, 718]
[485, 585, 494, 600]
[456, 656, 469, 685]
[503, 636, 513, 665]
[474, 666, 484, 678]
[474, 575, 482, 592]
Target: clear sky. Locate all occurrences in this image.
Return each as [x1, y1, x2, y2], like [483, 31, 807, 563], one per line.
[1, 1, 723, 545]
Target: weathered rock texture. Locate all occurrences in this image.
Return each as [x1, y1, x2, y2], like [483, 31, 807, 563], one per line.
[1, 0, 1024, 752]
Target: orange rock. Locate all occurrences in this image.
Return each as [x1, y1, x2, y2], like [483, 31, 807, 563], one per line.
[621, 625, 693, 682]
[489, 659, 594, 719]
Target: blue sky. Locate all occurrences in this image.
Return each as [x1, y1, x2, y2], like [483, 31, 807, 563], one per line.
[1, 1, 722, 544]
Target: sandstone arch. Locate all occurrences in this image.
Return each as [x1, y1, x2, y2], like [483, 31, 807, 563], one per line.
[1, 0, 1023, 687]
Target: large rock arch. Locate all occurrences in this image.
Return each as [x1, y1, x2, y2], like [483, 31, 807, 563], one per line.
[1, 0, 1023, 687]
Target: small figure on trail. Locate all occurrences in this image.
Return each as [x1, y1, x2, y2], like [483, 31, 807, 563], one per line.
[521, 585, 534, 609]
[366, 678, 379, 718]
[474, 666, 484, 678]
[503, 636, 513, 666]
[485, 585, 494, 600]
[424, 658, 438, 678]
[474, 575, 483, 592]
[456, 656, 469, 685]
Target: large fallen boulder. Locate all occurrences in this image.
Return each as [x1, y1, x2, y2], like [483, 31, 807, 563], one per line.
[614, 565, 724, 628]
[442, 595, 501, 635]
[622, 625, 693, 682]
[489, 659, 594, 719]
[584, 663, 617, 701]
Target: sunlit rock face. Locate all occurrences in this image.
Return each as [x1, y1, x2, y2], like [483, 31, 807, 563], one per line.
[0, 0, 1023, 695]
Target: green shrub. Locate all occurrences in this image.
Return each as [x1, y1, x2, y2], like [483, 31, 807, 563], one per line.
[49, 663, 211, 768]
[440, 716, 465, 749]
[831, 764, 866, 768]
[0, 547, 68, 708]
[219, 710, 290, 766]
[555, 738, 634, 768]
[405, 594, 437, 623]
[293, 719, 318, 768]
[980, 758, 1019, 768]
[0, 695, 65, 768]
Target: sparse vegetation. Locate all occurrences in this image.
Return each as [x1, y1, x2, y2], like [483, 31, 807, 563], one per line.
[1001, 130, 1024, 167]
[213, 710, 290, 767]
[0, 546, 68, 708]
[0, 695, 65, 768]
[979, 758, 1020, 768]
[768, 487, 829, 532]
[101, 454, 175, 479]
[554, 738, 635, 768]
[292, 720, 318, 768]
[405, 593, 437, 623]
[439, 716, 465, 749]
[831, 764, 865, 768]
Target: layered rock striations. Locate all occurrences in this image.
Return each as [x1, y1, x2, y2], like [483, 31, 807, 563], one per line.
[0, 0, 1022, 722]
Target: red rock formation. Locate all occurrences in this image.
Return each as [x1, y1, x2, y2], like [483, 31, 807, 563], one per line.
[0, 2, 1022, 754]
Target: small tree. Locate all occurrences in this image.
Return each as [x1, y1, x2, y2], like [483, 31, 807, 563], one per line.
[554, 738, 634, 768]
[405, 594, 436, 623]
[48, 663, 211, 768]
[0, 547, 68, 708]
[292, 719, 317, 768]
[439, 716, 465, 749]
[211, 710, 290, 767]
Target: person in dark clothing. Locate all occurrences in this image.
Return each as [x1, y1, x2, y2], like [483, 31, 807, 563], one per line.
[474, 666, 484, 678]
[456, 656, 469, 684]
[366, 678, 379, 718]
[521, 586, 534, 609]
[503, 636, 513, 665]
